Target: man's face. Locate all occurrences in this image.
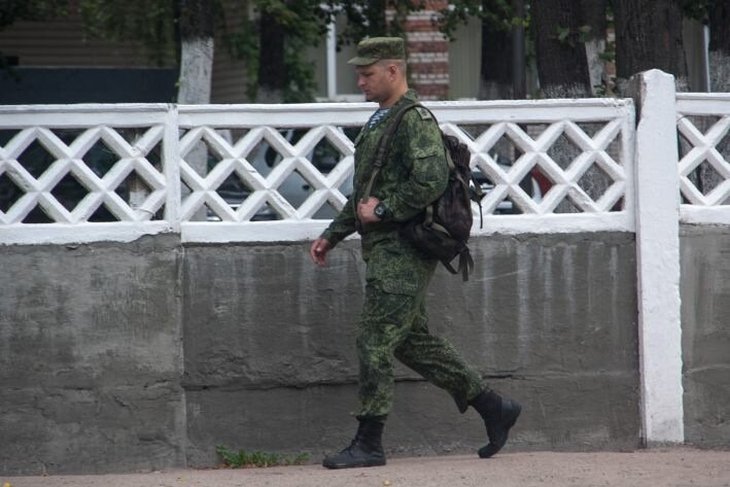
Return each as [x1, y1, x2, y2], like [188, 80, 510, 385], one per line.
[356, 62, 394, 103]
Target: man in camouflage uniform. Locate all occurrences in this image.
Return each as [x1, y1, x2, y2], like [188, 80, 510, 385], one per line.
[309, 37, 521, 469]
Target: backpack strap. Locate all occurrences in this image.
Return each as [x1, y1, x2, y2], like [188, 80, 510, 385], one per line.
[361, 101, 420, 201]
[441, 248, 474, 281]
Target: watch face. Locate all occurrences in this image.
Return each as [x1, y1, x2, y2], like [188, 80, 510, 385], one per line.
[375, 204, 385, 218]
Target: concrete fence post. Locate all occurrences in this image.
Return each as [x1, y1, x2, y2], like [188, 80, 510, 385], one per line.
[164, 104, 182, 231]
[629, 69, 685, 444]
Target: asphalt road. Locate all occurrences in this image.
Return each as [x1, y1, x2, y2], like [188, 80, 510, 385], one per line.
[3, 447, 730, 487]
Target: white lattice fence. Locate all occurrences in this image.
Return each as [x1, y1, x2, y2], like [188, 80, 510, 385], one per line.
[178, 99, 636, 242]
[676, 93, 730, 225]
[176, 104, 372, 242]
[0, 105, 178, 244]
[432, 98, 635, 235]
[0, 100, 635, 244]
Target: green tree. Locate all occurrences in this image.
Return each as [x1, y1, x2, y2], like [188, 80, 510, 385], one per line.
[323, 0, 422, 47]
[72, 0, 510, 103]
[237, 0, 332, 102]
[78, 0, 214, 103]
[0, 0, 67, 29]
[228, 0, 455, 102]
[78, 0, 178, 67]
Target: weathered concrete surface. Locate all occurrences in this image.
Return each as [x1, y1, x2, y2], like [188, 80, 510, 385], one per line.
[680, 225, 730, 448]
[183, 232, 640, 466]
[0, 236, 186, 475]
[0, 231, 641, 475]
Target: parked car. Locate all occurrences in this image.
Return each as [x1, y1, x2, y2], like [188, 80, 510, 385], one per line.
[206, 128, 355, 222]
[471, 152, 543, 215]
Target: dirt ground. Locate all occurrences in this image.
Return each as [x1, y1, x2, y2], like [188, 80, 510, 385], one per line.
[4, 447, 730, 487]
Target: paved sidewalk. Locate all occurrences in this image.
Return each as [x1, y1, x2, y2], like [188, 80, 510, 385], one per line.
[3, 447, 730, 487]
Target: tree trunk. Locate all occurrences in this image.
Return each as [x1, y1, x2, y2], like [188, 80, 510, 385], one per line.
[709, 0, 730, 92]
[613, 0, 687, 91]
[178, 0, 215, 221]
[177, 0, 215, 104]
[531, 0, 594, 213]
[479, 0, 513, 100]
[580, 0, 608, 94]
[257, 6, 287, 103]
[532, 0, 592, 98]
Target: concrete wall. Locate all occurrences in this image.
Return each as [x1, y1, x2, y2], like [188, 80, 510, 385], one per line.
[1, 231, 641, 474]
[0, 236, 185, 475]
[183, 231, 641, 467]
[680, 225, 730, 447]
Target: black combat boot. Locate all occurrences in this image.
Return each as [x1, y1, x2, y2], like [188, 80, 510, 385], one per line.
[322, 416, 386, 469]
[469, 390, 521, 458]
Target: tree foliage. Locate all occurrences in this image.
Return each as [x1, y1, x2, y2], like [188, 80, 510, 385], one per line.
[321, 0, 417, 46]
[231, 0, 331, 102]
[225, 0, 496, 101]
[0, 0, 67, 29]
[78, 0, 178, 66]
[0, 0, 519, 101]
[7, 0, 725, 101]
[439, 0, 513, 40]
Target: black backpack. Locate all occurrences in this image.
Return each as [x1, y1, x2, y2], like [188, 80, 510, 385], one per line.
[363, 102, 483, 280]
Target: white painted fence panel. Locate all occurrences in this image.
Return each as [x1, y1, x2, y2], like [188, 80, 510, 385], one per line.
[0, 98, 636, 244]
[676, 93, 730, 225]
[0, 105, 175, 244]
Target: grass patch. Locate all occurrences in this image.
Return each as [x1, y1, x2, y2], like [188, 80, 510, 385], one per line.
[216, 445, 310, 468]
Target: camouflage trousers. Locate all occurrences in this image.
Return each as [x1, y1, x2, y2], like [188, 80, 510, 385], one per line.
[357, 240, 484, 419]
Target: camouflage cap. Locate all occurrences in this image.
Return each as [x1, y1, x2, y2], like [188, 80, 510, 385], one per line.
[347, 37, 406, 66]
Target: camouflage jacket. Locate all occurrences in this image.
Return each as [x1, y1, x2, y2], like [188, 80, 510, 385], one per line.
[321, 90, 448, 252]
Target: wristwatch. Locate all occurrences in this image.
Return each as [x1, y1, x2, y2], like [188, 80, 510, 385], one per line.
[374, 201, 390, 220]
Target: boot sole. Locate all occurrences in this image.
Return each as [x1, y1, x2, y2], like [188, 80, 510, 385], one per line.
[323, 458, 386, 469]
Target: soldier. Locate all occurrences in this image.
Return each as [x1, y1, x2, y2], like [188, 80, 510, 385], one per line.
[309, 37, 521, 469]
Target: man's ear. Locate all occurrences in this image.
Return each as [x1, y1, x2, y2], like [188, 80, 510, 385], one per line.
[388, 63, 399, 79]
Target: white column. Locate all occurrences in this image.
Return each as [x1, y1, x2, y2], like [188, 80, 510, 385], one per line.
[630, 69, 685, 444]
[163, 104, 181, 231]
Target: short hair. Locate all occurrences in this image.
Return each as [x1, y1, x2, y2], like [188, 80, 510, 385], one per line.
[377, 59, 407, 75]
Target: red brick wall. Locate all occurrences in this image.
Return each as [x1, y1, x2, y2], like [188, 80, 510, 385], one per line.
[404, 0, 450, 100]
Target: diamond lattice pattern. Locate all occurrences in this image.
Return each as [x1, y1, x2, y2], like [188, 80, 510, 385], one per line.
[677, 115, 730, 206]
[0, 126, 166, 224]
[179, 125, 354, 222]
[179, 118, 625, 222]
[0, 110, 629, 226]
[442, 119, 626, 215]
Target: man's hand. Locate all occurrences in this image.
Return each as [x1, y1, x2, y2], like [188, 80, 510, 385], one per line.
[310, 238, 332, 267]
[357, 197, 381, 224]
